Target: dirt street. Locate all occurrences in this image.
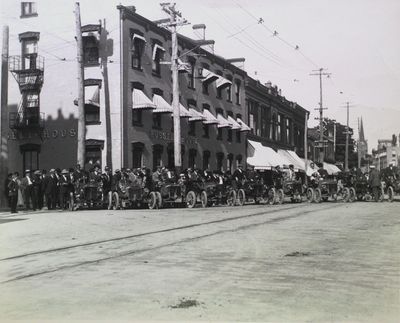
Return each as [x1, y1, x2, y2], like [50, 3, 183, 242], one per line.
[0, 202, 399, 322]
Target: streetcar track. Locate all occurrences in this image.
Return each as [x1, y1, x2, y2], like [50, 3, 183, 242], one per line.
[0, 203, 307, 262]
[1, 203, 342, 284]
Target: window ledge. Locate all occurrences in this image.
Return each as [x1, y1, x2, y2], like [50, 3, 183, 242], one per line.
[132, 122, 143, 127]
[132, 66, 143, 72]
[84, 62, 100, 68]
[20, 13, 38, 19]
[85, 121, 101, 126]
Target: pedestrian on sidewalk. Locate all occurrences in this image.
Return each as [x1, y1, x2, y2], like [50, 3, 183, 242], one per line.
[8, 172, 19, 214]
[4, 173, 12, 207]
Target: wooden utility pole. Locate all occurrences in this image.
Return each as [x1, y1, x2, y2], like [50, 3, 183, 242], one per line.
[75, 2, 85, 167]
[160, 3, 189, 173]
[341, 102, 355, 171]
[0, 25, 9, 208]
[304, 111, 309, 185]
[101, 19, 112, 169]
[310, 68, 331, 163]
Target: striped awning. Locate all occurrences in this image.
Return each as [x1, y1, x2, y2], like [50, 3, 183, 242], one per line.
[236, 117, 251, 132]
[152, 94, 173, 114]
[179, 103, 192, 118]
[201, 68, 219, 83]
[188, 107, 205, 122]
[216, 76, 232, 88]
[132, 89, 156, 110]
[202, 109, 219, 125]
[227, 115, 242, 130]
[217, 114, 232, 128]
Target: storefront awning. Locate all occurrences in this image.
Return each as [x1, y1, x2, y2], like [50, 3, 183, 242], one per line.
[323, 162, 341, 175]
[178, 58, 191, 73]
[201, 68, 219, 83]
[227, 116, 242, 130]
[302, 159, 320, 176]
[179, 103, 192, 118]
[152, 94, 173, 114]
[216, 76, 232, 88]
[152, 44, 165, 60]
[236, 117, 251, 132]
[132, 89, 156, 110]
[216, 114, 232, 128]
[188, 107, 205, 122]
[202, 109, 219, 125]
[247, 140, 288, 169]
[277, 149, 305, 171]
[85, 86, 100, 107]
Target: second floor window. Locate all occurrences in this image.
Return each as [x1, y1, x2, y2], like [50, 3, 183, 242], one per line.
[203, 124, 209, 138]
[83, 36, 99, 66]
[153, 113, 162, 129]
[21, 2, 37, 18]
[188, 60, 196, 89]
[189, 122, 196, 136]
[235, 80, 241, 104]
[132, 110, 142, 126]
[131, 34, 146, 69]
[152, 43, 165, 75]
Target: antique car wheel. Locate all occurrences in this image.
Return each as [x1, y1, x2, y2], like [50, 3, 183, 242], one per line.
[148, 191, 157, 209]
[268, 188, 276, 205]
[349, 187, 356, 202]
[314, 188, 322, 203]
[306, 188, 314, 203]
[155, 191, 162, 209]
[342, 187, 350, 203]
[68, 192, 74, 211]
[237, 189, 245, 206]
[186, 191, 196, 208]
[200, 191, 208, 208]
[276, 189, 284, 205]
[388, 186, 394, 202]
[112, 192, 120, 210]
[227, 190, 237, 206]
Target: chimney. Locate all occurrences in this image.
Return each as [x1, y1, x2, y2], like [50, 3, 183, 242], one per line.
[265, 81, 272, 88]
[193, 24, 206, 40]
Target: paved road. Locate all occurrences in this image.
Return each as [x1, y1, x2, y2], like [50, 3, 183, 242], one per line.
[0, 202, 399, 322]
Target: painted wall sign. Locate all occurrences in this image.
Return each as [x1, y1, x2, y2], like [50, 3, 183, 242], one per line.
[150, 129, 197, 146]
[7, 128, 77, 140]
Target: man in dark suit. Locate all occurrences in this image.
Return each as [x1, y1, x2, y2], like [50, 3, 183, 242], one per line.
[8, 172, 19, 213]
[369, 165, 381, 202]
[59, 169, 71, 209]
[4, 173, 12, 207]
[43, 169, 58, 210]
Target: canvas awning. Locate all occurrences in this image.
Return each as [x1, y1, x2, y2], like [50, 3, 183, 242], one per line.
[188, 107, 205, 122]
[152, 94, 173, 114]
[132, 33, 146, 43]
[152, 44, 165, 60]
[227, 115, 242, 130]
[277, 149, 305, 171]
[247, 140, 288, 169]
[132, 89, 156, 110]
[216, 114, 232, 128]
[178, 58, 191, 73]
[202, 109, 219, 125]
[236, 117, 251, 132]
[179, 103, 192, 118]
[201, 68, 219, 83]
[216, 76, 232, 88]
[84, 86, 100, 107]
[323, 162, 341, 175]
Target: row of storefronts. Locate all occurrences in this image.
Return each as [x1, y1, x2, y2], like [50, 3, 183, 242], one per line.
[1, 3, 308, 185]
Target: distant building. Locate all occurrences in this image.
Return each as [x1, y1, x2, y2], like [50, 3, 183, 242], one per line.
[372, 137, 400, 169]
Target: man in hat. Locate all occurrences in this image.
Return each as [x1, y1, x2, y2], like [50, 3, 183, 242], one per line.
[8, 172, 19, 214]
[368, 165, 381, 202]
[43, 169, 58, 210]
[32, 170, 42, 210]
[4, 173, 12, 207]
[20, 170, 34, 210]
[58, 169, 71, 209]
[102, 166, 113, 198]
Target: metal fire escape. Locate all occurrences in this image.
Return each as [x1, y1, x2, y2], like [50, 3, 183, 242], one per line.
[9, 53, 45, 130]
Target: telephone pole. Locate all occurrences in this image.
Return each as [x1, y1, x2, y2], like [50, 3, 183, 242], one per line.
[160, 3, 189, 172]
[74, 2, 86, 167]
[310, 68, 331, 163]
[341, 102, 355, 171]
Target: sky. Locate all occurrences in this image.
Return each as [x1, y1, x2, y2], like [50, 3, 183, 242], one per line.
[1, 0, 399, 152]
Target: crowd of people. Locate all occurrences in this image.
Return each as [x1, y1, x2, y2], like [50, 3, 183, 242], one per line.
[4, 162, 399, 213]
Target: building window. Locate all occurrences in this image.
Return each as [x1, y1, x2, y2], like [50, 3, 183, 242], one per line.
[235, 80, 241, 104]
[152, 144, 163, 171]
[226, 75, 233, 102]
[132, 109, 142, 126]
[189, 121, 196, 136]
[84, 85, 100, 125]
[203, 124, 209, 138]
[153, 113, 162, 129]
[236, 131, 241, 143]
[188, 58, 196, 89]
[236, 155, 243, 168]
[271, 113, 277, 141]
[152, 43, 165, 76]
[202, 79, 209, 95]
[131, 34, 145, 70]
[203, 151, 210, 170]
[132, 142, 144, 169]
[227, 129, 233, 142]
[217, 128, 223, 140]
[20, 143, 40, 173]
[286, 118, 291, 144]
[188, 149, 197, 169]
[83, 36, 99, 66]
[216, 152, 224, 172]
[227, 154, 234, 172]
[21, 2, 37, 18]
[85, 140, 104, 168]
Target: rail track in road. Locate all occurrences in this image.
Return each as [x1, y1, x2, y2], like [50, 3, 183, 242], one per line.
[0, 203, 344, 284]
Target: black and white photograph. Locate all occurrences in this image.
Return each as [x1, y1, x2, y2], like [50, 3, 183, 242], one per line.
[0, 0, 399, 322]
